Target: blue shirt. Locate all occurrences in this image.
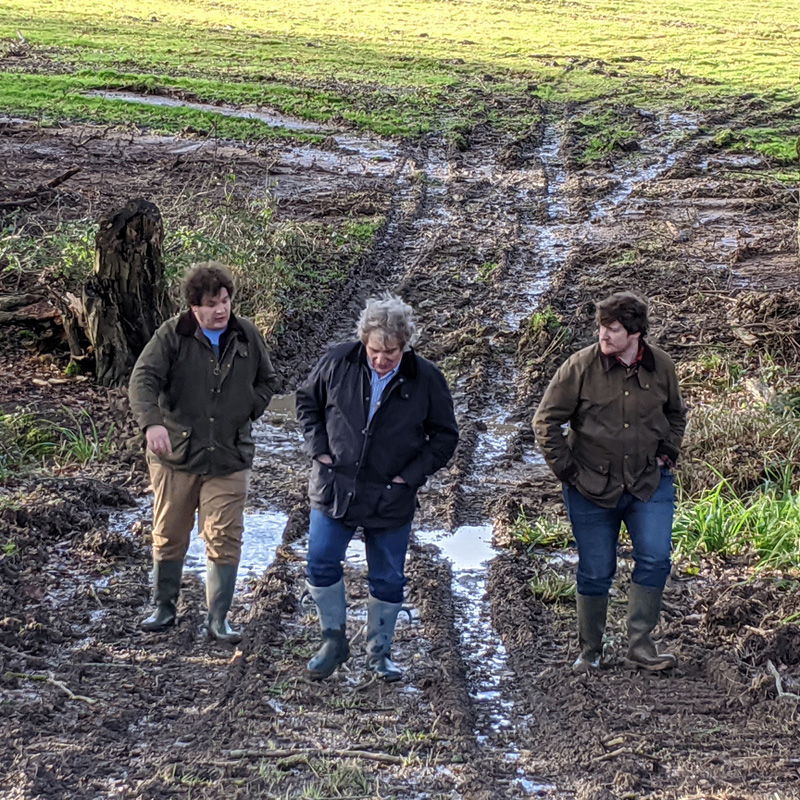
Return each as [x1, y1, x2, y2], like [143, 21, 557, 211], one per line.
[368, 364, 400, 422]
[201, 327, 226, 358]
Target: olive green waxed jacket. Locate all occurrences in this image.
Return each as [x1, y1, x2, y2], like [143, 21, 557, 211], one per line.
[532, 342, 686, 508]
[129, 310, 279, 476]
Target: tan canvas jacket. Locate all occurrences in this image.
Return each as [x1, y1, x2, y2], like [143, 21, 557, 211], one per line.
[532, 341, 686, 508]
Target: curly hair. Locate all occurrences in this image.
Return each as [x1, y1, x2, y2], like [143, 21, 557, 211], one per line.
[183, 261, 235, 307]
[356, 294, 417, 350]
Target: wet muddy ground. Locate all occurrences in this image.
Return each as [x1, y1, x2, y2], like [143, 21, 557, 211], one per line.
[2, 100, 800, 800]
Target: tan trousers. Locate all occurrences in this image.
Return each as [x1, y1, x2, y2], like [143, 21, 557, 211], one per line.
[149, 459, 251, 565]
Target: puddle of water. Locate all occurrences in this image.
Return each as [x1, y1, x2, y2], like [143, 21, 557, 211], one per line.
[253, 392, 304, 459]
[415, 525, 495, 572]
[109, 501, 287, 580]
[517, 775, 558, 795]
[84, 91, 401, 164]
[184, 511, 288, 579]
[86, 91, 330, 133]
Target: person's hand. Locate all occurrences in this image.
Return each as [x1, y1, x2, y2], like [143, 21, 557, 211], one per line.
[145, 425, 172, 456]
[316, 454, 333, 465]
[391, 475, 407, 484]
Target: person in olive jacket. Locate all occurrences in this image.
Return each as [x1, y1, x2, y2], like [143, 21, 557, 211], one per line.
[129, 262, 279, 643]
[296, 294, 458, 682]
[533, 292, 687, 673]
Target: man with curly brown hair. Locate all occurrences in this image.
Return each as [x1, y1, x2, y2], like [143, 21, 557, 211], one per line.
[130, 262, 279, 643]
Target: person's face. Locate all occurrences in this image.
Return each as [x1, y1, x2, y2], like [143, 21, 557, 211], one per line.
[598, 320, 639, 357]
[191, 287, 231, 330]
[365, 332, 403, 377]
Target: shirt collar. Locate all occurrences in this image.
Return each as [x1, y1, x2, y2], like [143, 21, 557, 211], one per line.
[370, 364, 400, 383]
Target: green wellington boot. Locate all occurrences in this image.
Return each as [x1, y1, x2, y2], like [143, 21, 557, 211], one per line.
[206, 561, 243, 644]
[141, 560, 183, 632]
[623, 582, 677, 671]
[306, 579, 350, 680]
[366, 595, 403, 682]
[572, 594, 608, 673]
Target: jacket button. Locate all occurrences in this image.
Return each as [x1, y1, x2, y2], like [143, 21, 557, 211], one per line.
[208, 446, 216, 452]
[182, 431, 188, 437]
[624, 454, 629, 459]
[624, 423, 629, 429]
[624, 391, 629, 396]
[209, 417, 215, 422]
[386, 484, 392, 489]
[347, 492, 353, 497]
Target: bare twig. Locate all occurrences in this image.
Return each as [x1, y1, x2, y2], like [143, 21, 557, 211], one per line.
[4, 670, 98, 704]
[45, 166, 82, 189]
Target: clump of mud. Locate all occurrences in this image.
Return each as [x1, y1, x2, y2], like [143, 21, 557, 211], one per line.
[0, 478, 136, 610]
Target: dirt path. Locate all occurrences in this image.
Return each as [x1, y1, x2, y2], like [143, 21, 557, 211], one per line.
[2, 102, 800, 799]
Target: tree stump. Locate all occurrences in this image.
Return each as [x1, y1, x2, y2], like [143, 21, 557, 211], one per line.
[83, 199, 174, 387]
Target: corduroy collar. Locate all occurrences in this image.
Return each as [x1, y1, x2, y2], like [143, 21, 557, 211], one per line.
[599, 340, 656, 373]
[175, 309, 246, 342]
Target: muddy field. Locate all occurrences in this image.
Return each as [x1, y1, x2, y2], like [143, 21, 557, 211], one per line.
[2, 98, 800, 800]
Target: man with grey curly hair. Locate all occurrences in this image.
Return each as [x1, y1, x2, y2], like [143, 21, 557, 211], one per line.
[296, 294, 458, 683]
[356, 293, 417, 352]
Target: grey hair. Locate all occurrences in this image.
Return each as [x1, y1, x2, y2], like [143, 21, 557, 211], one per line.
[356, 294, 417, 351]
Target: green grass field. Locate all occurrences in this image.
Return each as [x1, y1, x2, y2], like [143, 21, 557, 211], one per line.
[1, 0, 799, 137]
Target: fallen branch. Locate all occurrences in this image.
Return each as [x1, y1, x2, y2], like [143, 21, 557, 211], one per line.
[4, 670, 98, 705]
[45, 166, 82, 190]
[0, 167, 82, 209]
[226, 748, 404, 765]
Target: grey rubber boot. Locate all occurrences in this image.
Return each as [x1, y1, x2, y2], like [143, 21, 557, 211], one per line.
[306, 579, 350, 680]
[572, 594, 608, 673]
[623, 582, 677, 671]
[141, 560, 183, 632]
[366, 595, 403, 682]
[206, 561, 243, 644]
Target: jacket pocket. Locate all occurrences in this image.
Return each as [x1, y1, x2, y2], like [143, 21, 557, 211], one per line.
[576, 461, 610, 497]
[376, 481, 416, 521]
[158, 426, 193, 467]
[309, 459, 337, 506]
[235, 421, 256, 463]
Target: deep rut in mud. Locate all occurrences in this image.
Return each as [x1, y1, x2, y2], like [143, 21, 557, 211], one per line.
[2, 102, 800, 800]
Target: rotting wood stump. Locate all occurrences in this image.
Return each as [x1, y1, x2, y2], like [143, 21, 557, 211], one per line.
[83, 199, 173, 387]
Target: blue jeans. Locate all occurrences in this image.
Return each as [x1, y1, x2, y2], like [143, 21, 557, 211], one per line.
[306, 508, 411, 603]
[563, 469, 675, 596]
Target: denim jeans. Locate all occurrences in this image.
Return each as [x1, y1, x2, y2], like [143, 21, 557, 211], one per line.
[563, 468, 675, 596]
[306, 508, 411, 603]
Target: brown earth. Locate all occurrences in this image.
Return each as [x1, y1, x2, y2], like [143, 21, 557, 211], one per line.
[1, 99, 800, 800]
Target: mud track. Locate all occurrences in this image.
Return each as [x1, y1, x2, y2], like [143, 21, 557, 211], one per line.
[2, 103, 800, 799]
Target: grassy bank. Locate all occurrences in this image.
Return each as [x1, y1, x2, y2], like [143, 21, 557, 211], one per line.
[1, 0, 799, 137]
